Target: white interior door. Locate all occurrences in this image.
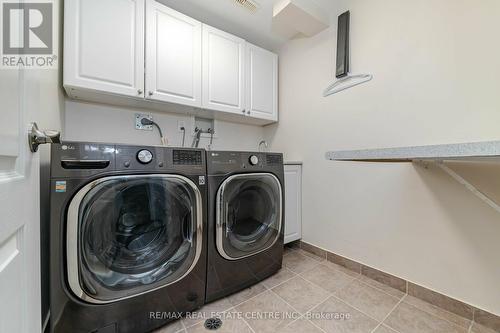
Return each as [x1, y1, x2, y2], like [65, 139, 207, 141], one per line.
[0, 69, 41, 332]
[202, 24, 245, 115]
[146, 1, 202, 107]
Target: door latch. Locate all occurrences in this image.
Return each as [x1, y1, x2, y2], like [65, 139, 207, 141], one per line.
[28, 122, 61, 152]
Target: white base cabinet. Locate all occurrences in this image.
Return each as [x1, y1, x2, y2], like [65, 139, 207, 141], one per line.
[284, 164, 302, 244]
[64, 0, 278, 125]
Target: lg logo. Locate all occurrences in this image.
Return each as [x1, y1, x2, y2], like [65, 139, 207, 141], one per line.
[2, 2, 53, 55]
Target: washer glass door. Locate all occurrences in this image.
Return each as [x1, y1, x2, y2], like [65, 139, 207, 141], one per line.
[67, 175, 202, 304]
[217, 173, 282, 260]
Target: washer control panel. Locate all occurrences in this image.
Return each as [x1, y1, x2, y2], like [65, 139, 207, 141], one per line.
[173, 150, 203, 165]
[137, 149, 153, 164]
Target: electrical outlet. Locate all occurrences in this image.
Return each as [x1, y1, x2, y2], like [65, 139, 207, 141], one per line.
[135, 113, 153, 131]
[178, 120, 186, 132]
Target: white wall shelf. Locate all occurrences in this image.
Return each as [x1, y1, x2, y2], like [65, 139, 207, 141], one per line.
[326, 140, 500, 213]
[326, 141, 500, 162]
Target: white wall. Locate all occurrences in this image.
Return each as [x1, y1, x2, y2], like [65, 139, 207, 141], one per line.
[265, 0, 500, 315]
[64, 100, 265, 151]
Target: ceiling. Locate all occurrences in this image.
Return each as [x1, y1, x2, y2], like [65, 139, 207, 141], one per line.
[157, 0, 338, 51]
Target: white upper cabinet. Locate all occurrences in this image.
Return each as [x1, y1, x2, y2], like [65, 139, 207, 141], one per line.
[202, 25, 246, 115]
[146, 1, 202, 107]
[64, 0, 145, 97]
[64, 1, 279, 124]
[246, 43, 278, 121]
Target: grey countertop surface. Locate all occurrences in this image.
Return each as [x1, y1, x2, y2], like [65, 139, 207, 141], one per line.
[284, 161, 303, 165]
[326, 140, 500, 162]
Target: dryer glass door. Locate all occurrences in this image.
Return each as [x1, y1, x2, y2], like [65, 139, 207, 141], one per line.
[67, 175, 203, 304]
[217, 173, 282, 260]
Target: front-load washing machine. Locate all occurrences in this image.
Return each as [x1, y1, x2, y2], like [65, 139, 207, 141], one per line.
[205, 151, 284, 302]
[49, 142, 207, 333]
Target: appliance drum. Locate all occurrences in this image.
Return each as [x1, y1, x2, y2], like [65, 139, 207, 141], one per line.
[216, 173, 282, 260]
[67, 175, 202, 304]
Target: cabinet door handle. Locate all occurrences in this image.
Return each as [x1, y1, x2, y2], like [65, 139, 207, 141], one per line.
[247, 111, 250, 115]
[137, 89, 143, 95]
[148, 91, 153, 96]
[242, 109, 246, 114]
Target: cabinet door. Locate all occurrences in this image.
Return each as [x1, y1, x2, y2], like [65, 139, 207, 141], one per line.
[246, 43, 278, 121]
[146, 1, 202, 107]
[202, 25, 245, 114]
[284, 165, 302, 244]
[64, 0, 145, 97]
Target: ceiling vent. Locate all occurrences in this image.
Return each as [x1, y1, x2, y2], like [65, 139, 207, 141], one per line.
[230, 0, 260, 13]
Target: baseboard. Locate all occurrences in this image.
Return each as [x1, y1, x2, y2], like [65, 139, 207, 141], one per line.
[290, 240, 500, 332]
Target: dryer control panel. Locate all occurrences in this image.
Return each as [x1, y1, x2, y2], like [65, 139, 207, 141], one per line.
[207, 151, 284, 175]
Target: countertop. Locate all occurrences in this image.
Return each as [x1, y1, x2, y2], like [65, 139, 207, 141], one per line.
[326, 140, 500, 162]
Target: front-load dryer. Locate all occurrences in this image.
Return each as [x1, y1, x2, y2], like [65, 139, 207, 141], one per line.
[205, 151, 284, 302]
[49, 142, 207, 333]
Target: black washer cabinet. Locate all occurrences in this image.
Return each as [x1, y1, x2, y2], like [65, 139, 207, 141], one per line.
[205, 151, 284, 302]
[49, 142, 207, 333]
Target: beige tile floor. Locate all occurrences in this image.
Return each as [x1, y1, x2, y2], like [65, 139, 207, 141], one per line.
[155, 247, 498, 333]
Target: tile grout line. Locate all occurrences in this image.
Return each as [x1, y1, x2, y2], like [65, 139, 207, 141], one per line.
[263, 267, 298, 290]
[271, 275, 332, 315]
[467, 319, 473, 333]
[329, 293, 388, 326]
[241, 315, 256, 333]
[401, 287, 474, 331]
[353, 274, 405, 300]
[280, 313, 325, 333]
[224, 287, 268, 311]
[184, 262, 307, 330]
[286, 260, 323, 275]
[297, 259, 356, 280]
[267, 288, 307, 323]
[179, 318, 187, 332]
[268, 274, 334, 331]
[299, 244, 480, 332]
[268, 287, 330, 333]
[218, 276, 301, 332]
[304, 291, 335, 333]
[402, 297, 473, 332]
[283, 251, 325, 274]
[286, 249, 325, 264]
[370, 294, 407, 333]
[183, 285, 269, 330]
[300, 243, 492, 332]
[184, 295, 263, 331]
[292, 265, 396, 327]
[220, 298, 258, 333]
[296, 249, 328, 263]
[297, 266, 356, 296]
